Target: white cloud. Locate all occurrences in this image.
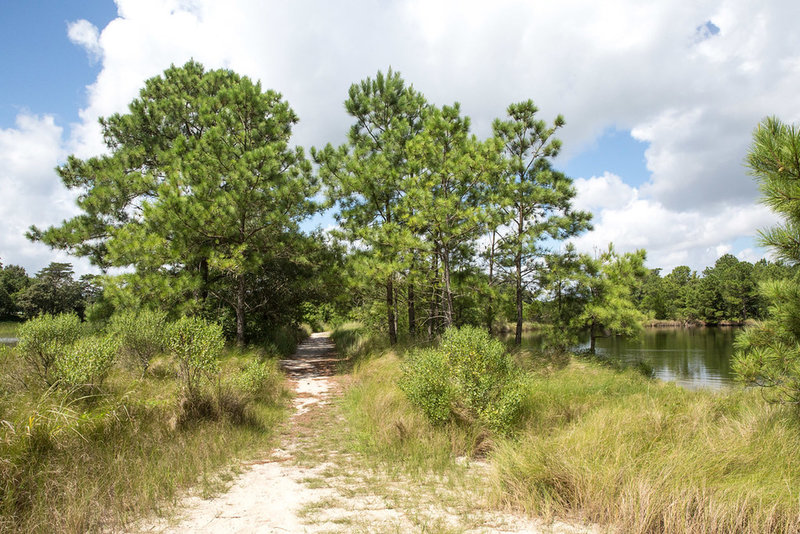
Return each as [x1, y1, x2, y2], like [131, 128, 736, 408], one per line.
[67, 19, 102, 62]
[4, 0, 800, 274]
[0, 115, 94, 276]
[569, 172, 779, 271]
[573, 173, 637, 212]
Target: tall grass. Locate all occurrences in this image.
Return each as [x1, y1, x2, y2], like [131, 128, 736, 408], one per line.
[336, 329, 800, 533]
[0, 339, 289, 533]
[262, 323, 310, 357]
[490, 364, 800, 533]
[330, 322, 388, 371]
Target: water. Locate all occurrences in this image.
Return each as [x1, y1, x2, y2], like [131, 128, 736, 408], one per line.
[0, 338, 17, 346]
[513, 327, 738, 390]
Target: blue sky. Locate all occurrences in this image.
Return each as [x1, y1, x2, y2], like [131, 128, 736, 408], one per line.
[0, 2, 115, 127]
[563, 129, 650, 189]
[2, 1, 799, 277]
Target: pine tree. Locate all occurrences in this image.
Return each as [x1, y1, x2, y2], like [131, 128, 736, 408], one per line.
[573, 245, 647, 352]
[404, 103, 502, 328]
[314, 69, 426, 344]
[733, 117, 800, 403]
[492, 101, 591, 344]
[30, 62, 317, 345]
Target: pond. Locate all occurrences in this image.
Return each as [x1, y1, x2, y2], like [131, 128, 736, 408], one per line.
[511, 327, 739, 390]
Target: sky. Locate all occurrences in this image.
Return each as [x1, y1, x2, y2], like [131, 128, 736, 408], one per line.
[2, 0, 799, 278]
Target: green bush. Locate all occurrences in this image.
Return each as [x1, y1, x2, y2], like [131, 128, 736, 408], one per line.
[54, 335, 118, 390]
[235, 359, 282, 404]
[168, 316, 224, 398]
[108, 309, 168, 374]
[400, 326, 522, 433]
[401, 348, 457, 426]
[16, 313, 81, 386]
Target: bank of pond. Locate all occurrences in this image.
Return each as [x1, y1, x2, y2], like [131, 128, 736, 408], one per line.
[510, 326, 738, 390]
[335, 323, 800, 534]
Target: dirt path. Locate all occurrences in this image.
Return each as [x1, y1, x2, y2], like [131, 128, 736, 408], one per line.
[137, 332, 595, 533]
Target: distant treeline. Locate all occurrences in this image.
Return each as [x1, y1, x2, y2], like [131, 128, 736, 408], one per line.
[0, 262, 99, 321]
[631, 254, 797, 325]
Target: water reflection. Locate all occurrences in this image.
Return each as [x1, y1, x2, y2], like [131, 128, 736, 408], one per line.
[511, 327, 738, 390]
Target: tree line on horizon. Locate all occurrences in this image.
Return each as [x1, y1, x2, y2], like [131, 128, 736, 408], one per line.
[0, 262, 99, 321]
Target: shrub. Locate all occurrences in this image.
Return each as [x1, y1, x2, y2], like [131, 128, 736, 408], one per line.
[108, 309, 167, 374]
[235, 360, 282, 404]
[16, 313, 81, 386]
[401, 326, 523, 433]
[168, 316, 224, 398]
[54, 335, 118, 390]
[401, 348, 457, 426]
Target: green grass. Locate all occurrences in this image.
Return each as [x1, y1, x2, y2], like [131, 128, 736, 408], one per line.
[491, 363, 800, 533]
[330, 322, 390, 372]
[334, 327, 800, 534]
[0, 321, 21, 338]
[0, 343, 290, 533]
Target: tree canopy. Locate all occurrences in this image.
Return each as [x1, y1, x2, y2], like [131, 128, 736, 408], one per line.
[30, 61, 318, 344]
[733, 116, 800, 404]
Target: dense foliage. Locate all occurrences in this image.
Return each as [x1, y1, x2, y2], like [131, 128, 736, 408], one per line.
[733, 117, 800, 404]
[316, 70, 597, 345]
[0, 262, 97, 321]
[633, 254, 795, 325]
[401, 326, 524, 433]
[29, 61, 333, 345]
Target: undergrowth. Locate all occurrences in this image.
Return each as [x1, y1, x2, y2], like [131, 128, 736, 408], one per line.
[0, 314, 291, 533]
[334, 323, 800, 534]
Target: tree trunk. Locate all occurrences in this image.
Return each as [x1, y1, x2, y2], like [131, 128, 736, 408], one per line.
[442, 247, 454, 328]
[386, 276, 397, 345]
[486, 229, 496, 334]
[515, 252, 523, 345]
[590, 322, 597, 353]
[408, 280, 416, 337]
[393, 280, 399, 337]
[514, 210, 525, 346]
[427, 250, 439, 339]
[236, 274, 246, 347]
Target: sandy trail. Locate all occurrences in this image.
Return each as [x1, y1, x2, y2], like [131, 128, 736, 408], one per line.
[136, 332, 595, 533]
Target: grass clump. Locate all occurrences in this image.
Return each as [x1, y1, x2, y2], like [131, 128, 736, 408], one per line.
[490, 363, 800, 533]
[0, 314, 290, 533]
